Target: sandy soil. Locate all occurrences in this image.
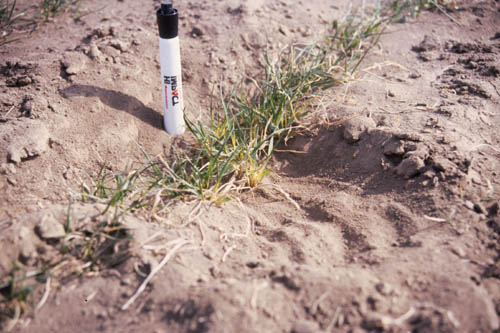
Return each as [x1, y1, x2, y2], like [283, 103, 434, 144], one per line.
[1, 0, 500, 332]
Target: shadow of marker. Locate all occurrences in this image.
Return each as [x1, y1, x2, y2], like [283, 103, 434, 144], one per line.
[60, 84, 163, 130]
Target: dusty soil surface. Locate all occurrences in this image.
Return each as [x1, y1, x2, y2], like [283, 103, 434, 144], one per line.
[1, 0, 500, 332]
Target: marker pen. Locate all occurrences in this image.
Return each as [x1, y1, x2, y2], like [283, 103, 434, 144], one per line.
[157, 1, 185, 135]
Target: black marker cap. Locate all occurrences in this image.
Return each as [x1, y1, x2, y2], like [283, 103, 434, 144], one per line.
[157, 1, 178, 39]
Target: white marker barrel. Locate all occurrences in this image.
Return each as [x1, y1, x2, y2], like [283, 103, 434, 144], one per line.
[157, 1, 185, 135]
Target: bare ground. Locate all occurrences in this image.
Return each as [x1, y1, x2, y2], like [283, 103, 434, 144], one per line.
[1, 0, 500, 332]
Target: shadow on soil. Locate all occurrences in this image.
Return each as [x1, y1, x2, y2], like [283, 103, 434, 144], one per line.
[60, 84, 163, 130]
[276, 126, 409, 195]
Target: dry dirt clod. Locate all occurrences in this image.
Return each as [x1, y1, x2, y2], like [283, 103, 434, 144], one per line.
[465, 200, 475, 210]
[0, 163, 16, 174]
[448, 79, 491, 98]
[396, 155, 425, 178]
[109, 39, 129, 52]
[7, 177, 17, 186]
[21, 95, 48, 118]
[6, 121, 50, 163]
[432, 157, 457, 173]
[89, 44, 105, 61]
[35, 213, 66, 239]
[18, 226, 38, 262]
[61, 52, 88, 75]
[412, 35, 441, 53]
[422, 170, 435, 179]
[383, 139, 405, 156]
[466, 169, 483, 185]
[342, 117, 376, 143]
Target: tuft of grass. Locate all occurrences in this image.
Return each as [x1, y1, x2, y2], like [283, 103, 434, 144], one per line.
[0, 265, 35, 310]
[1, 0, 84, 46]
[0, 200, 132, 328]
[0, 0, 16, 29]
[80, 3, 393, 215]
[388, 0, 460, 23]
[61, 222, 131, 269]
[78, 0, 461, 217]
[0, 264, 53, 328]
[0, 0, 22, 46]
[40, 0, 81, 22]
[63, 190, 133, 269]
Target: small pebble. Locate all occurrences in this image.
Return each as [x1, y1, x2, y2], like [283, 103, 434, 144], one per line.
[362, 314, 391, 331]
[451, 246, 466, 258]
[7, 177, 17, 186]
[464, 200, 475, 210]
[279, 25, 289, 36]
[191, 26, 204, 37]
[375, 282, 393, 296]
[209, 266, 220, 278]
